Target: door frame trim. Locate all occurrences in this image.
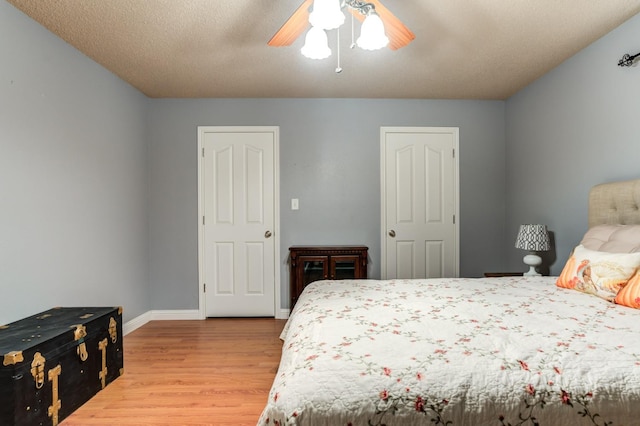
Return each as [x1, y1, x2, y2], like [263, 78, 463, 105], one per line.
[196, 126, 281, 319]
[379, 126, 460, 279]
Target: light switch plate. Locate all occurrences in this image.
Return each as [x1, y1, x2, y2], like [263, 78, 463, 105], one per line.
[291, 198, 299, 210]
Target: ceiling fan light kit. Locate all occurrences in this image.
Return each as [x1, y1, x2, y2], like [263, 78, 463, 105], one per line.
[356, 12, 389, 50]
[301, 26, 332, 59]
[270, 0, 415, 70]
[301, 0, 388, 60]
[309, 0, 346, 30]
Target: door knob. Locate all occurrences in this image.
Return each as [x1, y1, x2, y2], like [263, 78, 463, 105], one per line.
[388, 230, 396, 238]
[265, 230, 272, 238]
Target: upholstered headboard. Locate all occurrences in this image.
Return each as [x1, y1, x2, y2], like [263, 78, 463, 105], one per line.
[588, 179, 640, 227]
[582, 179, 640, 253]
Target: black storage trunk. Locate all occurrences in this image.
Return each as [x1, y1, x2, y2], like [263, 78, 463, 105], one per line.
[0, 307, 123, 426]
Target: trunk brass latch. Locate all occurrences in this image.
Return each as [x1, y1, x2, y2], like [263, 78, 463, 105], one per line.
[30, 352, 46, 389]
[73, 325, 89, 362]
[109, 317, 118, 343]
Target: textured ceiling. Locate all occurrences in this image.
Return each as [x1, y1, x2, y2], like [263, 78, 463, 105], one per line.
[6, 0, 640, 99]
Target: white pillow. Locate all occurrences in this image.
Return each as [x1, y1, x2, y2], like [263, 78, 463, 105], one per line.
[556, 244, 640, 301]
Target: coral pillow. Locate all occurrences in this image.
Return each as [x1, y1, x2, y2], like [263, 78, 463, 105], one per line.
[615, 272, 640, 309]
[556, 245, 640, 302]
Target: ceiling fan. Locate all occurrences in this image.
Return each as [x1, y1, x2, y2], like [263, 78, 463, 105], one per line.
[268, 0, 415, 53]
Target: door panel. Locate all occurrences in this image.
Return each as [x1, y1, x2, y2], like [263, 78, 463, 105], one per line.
[382, 127, 459, 280]
[425, 240, 444, 278]
[425, 146, 443, 223]
[246, 146, 264, 223]
[246, 242, 265, 294]
[215, 146, 234, 224]
[395, 241, 415, 278]
[214, 242, 234, 294]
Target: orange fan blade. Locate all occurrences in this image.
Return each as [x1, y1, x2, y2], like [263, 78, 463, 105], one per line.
[268, 0, 313, 47]
[349, 0, 415, 50]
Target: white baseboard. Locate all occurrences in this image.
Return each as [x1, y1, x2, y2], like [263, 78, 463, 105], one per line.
[123, 309, 200, 335]
[149, 309, 201, 321]
[124, 308, 288, 336]
[277, 308, 290, 320]
[123, 311, 152, 335]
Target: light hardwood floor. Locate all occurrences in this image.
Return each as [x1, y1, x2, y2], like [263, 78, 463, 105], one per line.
[62, 318, 286, 426]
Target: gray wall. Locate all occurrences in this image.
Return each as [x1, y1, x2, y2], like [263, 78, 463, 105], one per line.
[6, 0, 636, 320]
[0, 2, 150, 324]
[505, 13, 640, 275]
[147, 99, 506, 310]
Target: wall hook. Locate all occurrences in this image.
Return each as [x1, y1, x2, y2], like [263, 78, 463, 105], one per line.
[618, 51, 640, 67]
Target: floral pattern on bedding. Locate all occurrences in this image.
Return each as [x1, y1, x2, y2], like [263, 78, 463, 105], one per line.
[258, 278, 640, 426]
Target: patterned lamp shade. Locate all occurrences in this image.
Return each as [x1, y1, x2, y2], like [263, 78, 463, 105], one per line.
[514, 224, 551, 252]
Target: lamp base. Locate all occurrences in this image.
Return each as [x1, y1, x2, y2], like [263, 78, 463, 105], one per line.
[522, 254, 542, 276]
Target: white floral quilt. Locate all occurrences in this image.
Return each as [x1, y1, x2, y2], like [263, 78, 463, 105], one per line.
[258, 277, 640, 426]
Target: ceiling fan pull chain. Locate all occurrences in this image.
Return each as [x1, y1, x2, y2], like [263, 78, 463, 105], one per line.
[350, 13, 356, 49]
[336, 28, 343, 73]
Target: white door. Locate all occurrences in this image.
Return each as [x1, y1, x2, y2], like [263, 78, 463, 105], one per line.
[198, 127, 279, 317]
[381, 127, 459, 279]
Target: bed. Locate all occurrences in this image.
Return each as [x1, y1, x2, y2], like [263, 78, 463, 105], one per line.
[259, 179, 640, 426]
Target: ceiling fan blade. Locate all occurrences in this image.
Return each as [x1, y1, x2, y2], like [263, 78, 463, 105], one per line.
[268, 0, 313, 47]
[349, 0, 415, 50]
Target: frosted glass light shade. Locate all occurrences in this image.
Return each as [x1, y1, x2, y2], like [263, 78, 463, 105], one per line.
[357, 12, 389, 50]
[309, 0, 345, 30]
[301, 26, 331, 59]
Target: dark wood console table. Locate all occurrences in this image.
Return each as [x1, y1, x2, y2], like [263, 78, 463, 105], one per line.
[289, 245, 368, 311]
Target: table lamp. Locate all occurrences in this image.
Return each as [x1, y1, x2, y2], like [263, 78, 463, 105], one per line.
[514, 224, 551, 276]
